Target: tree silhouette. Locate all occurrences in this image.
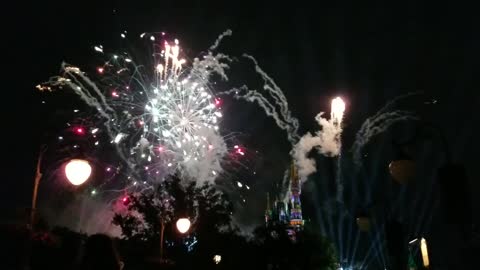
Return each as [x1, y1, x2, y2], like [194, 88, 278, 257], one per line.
[112, 174, 235, 260]
[252, 223, 338, 270]
[112, 174, 338, 269]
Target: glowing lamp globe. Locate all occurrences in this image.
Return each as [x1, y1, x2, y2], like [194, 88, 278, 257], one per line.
[389, 159, 415, 184]
[420, 238, 430, 268]
[65, 159, 92, 185]
[213, 255, 222, 264]
[356, 216, 371, 232]
[176, 218, 191, 234]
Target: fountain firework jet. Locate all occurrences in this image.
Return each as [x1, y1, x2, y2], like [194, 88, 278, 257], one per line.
[331, 97, 346, 123]
[293, 97, 346, 179]
[40, 31, 233, 185]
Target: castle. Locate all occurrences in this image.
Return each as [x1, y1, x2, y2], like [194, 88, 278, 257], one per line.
[265, 163, 304, 233]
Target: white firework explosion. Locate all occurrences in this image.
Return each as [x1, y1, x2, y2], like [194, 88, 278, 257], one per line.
[138, 39, 226, 180]
[41, 31, 233, 185]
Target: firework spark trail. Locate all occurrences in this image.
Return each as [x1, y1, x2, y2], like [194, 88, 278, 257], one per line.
[209, 30, 233, 51]
[220, 55, 304, 202]
[221, 54, 300, 145]
[352, 110, 417, 166]
[374, 92, 421, 117]
[45, 64, 138, 179]
[352, 92, 421, 166]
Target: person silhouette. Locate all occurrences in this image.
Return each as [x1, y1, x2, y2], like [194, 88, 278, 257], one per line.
[81, 234, 124, 270]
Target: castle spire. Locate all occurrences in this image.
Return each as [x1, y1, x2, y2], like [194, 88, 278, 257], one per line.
[290, 161, 297, 181]
[290, 161, 299, 194]
[265, 192, 272, 225]
[289, 162, 304, 229]
[266, 192, 271, 211]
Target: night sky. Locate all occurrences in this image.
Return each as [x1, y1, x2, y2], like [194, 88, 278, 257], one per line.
[4, 0, 480, 260]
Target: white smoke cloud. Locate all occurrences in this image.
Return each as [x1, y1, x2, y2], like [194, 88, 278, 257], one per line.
[45, 194, 122, 237]
[293, 98, 345, 179]
[293, 132, 322, 178]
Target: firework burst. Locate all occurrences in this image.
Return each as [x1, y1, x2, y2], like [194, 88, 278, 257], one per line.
[40, 31, 233, 185]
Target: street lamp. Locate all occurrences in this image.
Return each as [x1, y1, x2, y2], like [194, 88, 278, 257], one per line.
[30, 146, 92, 227]
[420, 238, 430, 268]
[31, 146, 47, 227]
[160, 217, 191, 262]
[389, 122, 471, 234]
[389, 137, 415, 184]
[356, 216, 371, 232]
[408, 237, 430, 268]
[386, 122, 473, 268]
[388, 122, 451, 184]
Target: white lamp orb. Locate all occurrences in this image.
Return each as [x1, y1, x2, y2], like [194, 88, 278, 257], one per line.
[176, 218, 191, 234]
[65, 159, 92, 185]
[213, 255, 222, 264]
[389, 159, 415, 184]
[420, 238, 430, 268]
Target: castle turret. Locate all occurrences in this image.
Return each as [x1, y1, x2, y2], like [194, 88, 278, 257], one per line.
[276, 199, 288, 224]
[265, 192, 272, 225]
[289, 162, 304, 228]
[265, 162, 304, 231]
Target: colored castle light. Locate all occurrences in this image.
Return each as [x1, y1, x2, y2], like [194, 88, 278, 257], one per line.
[265, 162, 304, 233]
